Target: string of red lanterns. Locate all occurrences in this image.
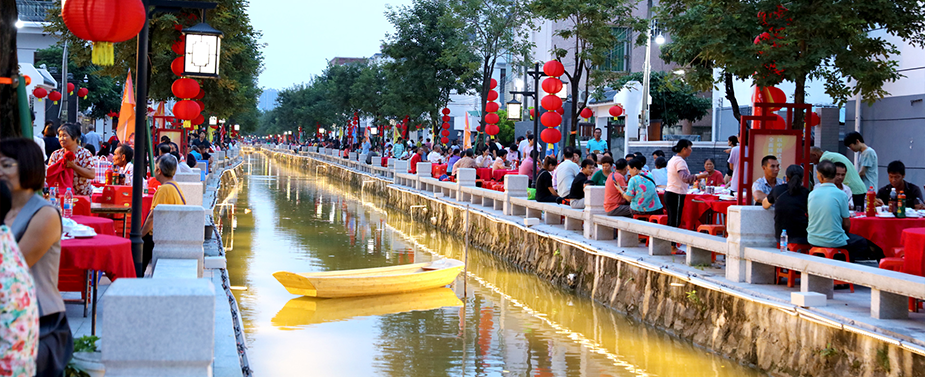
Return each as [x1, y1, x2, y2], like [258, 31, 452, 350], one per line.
[61, 0, 146, 66]
[539, 60, 565, 144]
[484, 78, 500, 137]
[440, 107, 451, 144]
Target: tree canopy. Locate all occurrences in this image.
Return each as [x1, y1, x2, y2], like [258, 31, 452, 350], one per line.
[613, 71, 710, 128]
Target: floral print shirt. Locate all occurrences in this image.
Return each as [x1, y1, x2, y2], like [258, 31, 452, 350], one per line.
[627, 171, 664, 213]
[0, 225, 38, 377]
[48, 147, 94, 196]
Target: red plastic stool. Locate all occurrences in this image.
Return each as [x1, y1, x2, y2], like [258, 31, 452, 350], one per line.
[788, 243, 813, 254]
[696, 224, 726, 236]
[809, 247, 854, 292]
[649, 215, 667, 225]
[878, 257, 918, 312]
[773, 243, 812, 287]
[634, 214, 651, 244]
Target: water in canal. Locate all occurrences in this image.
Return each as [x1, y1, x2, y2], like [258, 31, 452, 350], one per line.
[215, 153, 765, 376]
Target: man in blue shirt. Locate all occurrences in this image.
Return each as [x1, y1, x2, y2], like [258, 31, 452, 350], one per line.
[586, 128, 607, 156]
[807, 161, 879, 261]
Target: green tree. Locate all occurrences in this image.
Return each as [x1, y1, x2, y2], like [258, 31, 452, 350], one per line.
[658, 0, 925, 126]
[44, 0, 264, 126]
[382, 0, 479, 135]
[613, 71, 710, 128]
[530, 0, 639, 147]
[34, 47, 123, 120]
[443, 0, 535, 142]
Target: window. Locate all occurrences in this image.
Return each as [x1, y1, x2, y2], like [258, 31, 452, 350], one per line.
[599, 27, 630, 72]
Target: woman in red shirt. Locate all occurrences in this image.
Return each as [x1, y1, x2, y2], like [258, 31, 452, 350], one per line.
[703, 158, 725, 187]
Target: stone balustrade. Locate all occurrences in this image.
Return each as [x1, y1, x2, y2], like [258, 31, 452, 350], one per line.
[286, 147, 925, 321]
[151, 204, 206, 277]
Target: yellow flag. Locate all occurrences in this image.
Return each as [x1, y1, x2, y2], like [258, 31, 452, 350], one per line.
[116, 71, 136, 146]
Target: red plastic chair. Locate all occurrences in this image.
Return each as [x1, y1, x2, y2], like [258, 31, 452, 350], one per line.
[788, 243, 813, 254]
[774, 244, 812, 287]
[696, 224, 726, 237]
[649, 215, 668, 225]
[878, 257, 919, 312]
[809, 247, 854, 292]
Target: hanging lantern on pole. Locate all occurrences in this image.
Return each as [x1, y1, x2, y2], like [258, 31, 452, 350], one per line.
[541, 128, 561, 144]
[77, 87, 89, 99]
[541, 95, 562, 111]
[172, 100, 200, 128]
[609, 105, 624, 117]
[485, 124, 500, 136]
[61, 0, 146, 66]
[33, 87, 47, 101]
[441, 137, 449, 144]
[543, 60, 565, 77]
[580, 107, 593, 119]
[541, 112, 562, 128]
[485, 102, 500, 113]
[48, 91, 62, 105]
[485, 113, 500, 125]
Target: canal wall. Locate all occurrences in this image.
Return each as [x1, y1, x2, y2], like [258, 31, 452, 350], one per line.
[255, 147, 925, 377]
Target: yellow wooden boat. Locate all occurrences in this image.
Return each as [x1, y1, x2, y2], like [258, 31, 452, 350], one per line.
[271, 288, 462, 326]
[272, 258, 464, 298]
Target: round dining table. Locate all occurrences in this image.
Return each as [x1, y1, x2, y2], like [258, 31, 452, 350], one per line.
[60, 234, 135, 335]
[70, 215, 115, 236]
[849, 216, 925, 256]
[900, 227, 925, 277]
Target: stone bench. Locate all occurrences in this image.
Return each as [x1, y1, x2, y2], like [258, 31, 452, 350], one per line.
[459, 185, 505, 211]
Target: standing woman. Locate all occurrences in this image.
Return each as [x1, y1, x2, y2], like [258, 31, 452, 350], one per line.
[41, 121, 61, 159]
[0, 139, 72, 377]
[47, 123, 95, 196]
[666, 139, 708, 228]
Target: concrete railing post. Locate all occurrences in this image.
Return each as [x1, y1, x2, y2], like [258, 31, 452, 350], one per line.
[456, 168, 476, 202]
[415, 162, 432, 190]
[152, 205, 206, 277]
[175, 181, 205, 208]
[503, 175, 529, 216]
[726, 206, 777, 282]
[102, 278, 214, 377]
[583, 187, 606, 239]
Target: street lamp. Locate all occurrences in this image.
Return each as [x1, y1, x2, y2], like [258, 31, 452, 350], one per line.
[234, 124, 240, 131]
[506, 98, 522, 121]
[511, 62, 543, 184]
[209, 116, 217, 126]
[182, 20, 224, 78]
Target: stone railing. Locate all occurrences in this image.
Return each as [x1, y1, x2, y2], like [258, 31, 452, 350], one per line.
[259, 145, 925, 323]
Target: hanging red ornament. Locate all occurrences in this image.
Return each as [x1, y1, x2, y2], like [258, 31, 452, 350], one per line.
[489, 78, 498, 89]
[541, 112, 562, 128]
[192, 114, 205, 126]
[541, 78, 563, 94]
[485, 102, 500, 113]
[476, 126, 482, 132]
[442, 107, 451, 115]
[442, 122, 450, 129]
[529, 108, 535, 119]
[609, 105, 624, 117]
[77, 87, 89, 99]
[541, 128, 561, 144]
[48, 91, 62, 104]
[171, 39, 185, 55]
[441, 129, 450, 137]
[766, 113, 787, 130]
[173, 100, 201, 121]
[541, 95, 562, 111]
[107, 110, 118, 118]
[442, 115, 451, 122]
[61, 0, 146, 66]
[195, 89, 205, 99]
[33, 87, 47, 99]
[486, 90, 498, 102]
[485, 124, 500, 136]
[543, 60, 565, 77]
[580, 107, 593, 118]
[485, 113, 500, 124]
[67, 83, 75, 95]
[807, 111, 821, 127]
[441, 137, 449, 144]
[171, 78, 200, 99]
[195, 100, 205, 111]
[556, 108, 564, 115]
[171, 57, 185, 76]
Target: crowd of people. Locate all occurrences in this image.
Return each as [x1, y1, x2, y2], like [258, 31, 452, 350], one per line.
[0, 122, 231, 376]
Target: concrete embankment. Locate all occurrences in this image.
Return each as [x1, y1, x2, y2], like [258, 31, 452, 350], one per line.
[259, 147, 925, 377]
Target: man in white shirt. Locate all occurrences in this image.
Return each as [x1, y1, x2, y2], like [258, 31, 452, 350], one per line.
[427, 146, 444, 164]
[833, 162, 854, 201]
[728, 144, 741, 192]
[555, 147, 581, 198]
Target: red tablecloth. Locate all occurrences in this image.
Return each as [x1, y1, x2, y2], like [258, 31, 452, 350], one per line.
[654, 193, 735, 230]
[432, 164, 448, 178]
[61, 234, 135, 280]
[91, 193, 154, 222]
[492, 169, 519, 182]
[901, 228, 925, 277]
[73, 195, 92, 217]
[850, 217, 925, 255]
[71, 215, 115, 236]
[476, 168, 492, 182]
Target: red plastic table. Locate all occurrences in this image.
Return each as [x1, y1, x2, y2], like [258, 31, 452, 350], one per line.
[61, 234, 135, 334]
[492, 169, 519, 182]
[850, 217, 925, 255]
[900, 228, 925, 277]
[432, 164, 448, 178]
[70, 215, 115, 236]
[91, 193, 154, 236]
[476, 168, 492, 182]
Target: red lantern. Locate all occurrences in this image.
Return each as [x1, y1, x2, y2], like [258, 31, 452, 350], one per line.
[766, 114, 786, 130]
[172, 78, 200, 99]
[529, 108, 535, 119]
[541, 112, 562, 128]
[442, 122, 450, 129]
[543, 60, 565, 77]
[442, 115, 451, 122]
[556, 107, 565, 115]
[48, 91, 62, 104]
[485, 102, 500, 113]
[541, 128, 561, 144]
[807, 111, 821, 127]
[193, 114, 205, 126]
[195, 100, 205, 111]
[489, 78, 498, 89]
[441, 137, 449, 144]
[580, 107, 593, 118]
[173, 100, 201, 120]
[541, 78, 562, 95]
[609, 105, 624, 117]
[77, 87, 89, 99]
[541, 95, 562, 111]
[61, 0, 146, 66]
[171, 57, 185, 77]
[67, 83, 75, 95]
[442, 107, 451, 115]
[171, 40, 185, 55]
[107, 110, 118, 118]
[195, 89, 205, 99]
[486, 90, 498, 102]
[485, 124, 500, 136]
[33, 87, 47, 99]
[441, 129, 450, 137]
[485, 113, 500, 124]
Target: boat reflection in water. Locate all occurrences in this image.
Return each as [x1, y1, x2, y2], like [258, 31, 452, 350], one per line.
[272, 288, 463, 327]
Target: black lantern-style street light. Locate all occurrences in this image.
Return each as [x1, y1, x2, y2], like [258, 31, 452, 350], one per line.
[511, 62, 543, 184]
[181, 20, 223, 78]
[506, 98, 522, 121]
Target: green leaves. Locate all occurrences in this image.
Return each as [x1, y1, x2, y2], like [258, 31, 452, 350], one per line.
[611, 71, 710, 127]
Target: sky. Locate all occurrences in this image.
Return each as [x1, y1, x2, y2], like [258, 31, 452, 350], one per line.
[247, 0, 415, 91]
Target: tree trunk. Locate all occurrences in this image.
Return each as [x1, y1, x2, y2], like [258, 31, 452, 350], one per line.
[724, 72, 741, 123]
[0, 0, 22, 138]
[793, 72, 806, 129]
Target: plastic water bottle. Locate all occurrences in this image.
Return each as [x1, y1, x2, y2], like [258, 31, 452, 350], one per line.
[779, 229, 788, 251]
[48, 186, 58, 211]
[143, 178, 149, 195]
[62, 188, 73, 218]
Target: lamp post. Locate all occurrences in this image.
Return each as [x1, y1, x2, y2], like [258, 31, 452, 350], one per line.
[130, 0, 221, 277]
[641, 18, 664, 142]
[510, 62, 542, 183]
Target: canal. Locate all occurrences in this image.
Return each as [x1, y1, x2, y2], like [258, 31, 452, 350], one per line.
[215, 153, 765, 376]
